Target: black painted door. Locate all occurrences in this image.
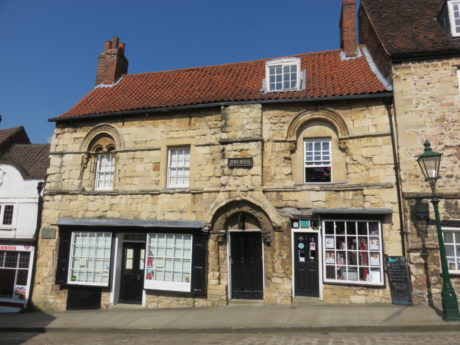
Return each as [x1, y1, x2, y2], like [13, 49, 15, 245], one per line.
[230, 232, 263, 299]
[294, 233, 319, 297]
[119, 243, 145, 304]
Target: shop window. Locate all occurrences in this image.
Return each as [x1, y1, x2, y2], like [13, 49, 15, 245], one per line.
[167, 146, 190, 188]
[145, 233, 193, 292]
[323, 220, 384, 286]
[0, 205, 14, 226]
[0, 251, 30, 300]
[67, 232, 112, 287]
[304, 138, 331, 183]
[443, 227, 460, 274]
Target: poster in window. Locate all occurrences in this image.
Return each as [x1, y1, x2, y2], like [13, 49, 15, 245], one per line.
[147, 257, 153, 268]
[369, 238, 380, 250]
[370, 269, 381, 283]
[325, 237, 334, 249]
[326, 252, 335, 264]
[370, 253, 380, 266]
[14, 285, 27, 300]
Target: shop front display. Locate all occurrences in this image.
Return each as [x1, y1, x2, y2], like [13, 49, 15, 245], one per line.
[0, 244, 34, 311]
[55, 221, 206, 310]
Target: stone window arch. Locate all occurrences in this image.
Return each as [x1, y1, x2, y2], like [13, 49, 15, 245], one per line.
[288, 111, 348, 184]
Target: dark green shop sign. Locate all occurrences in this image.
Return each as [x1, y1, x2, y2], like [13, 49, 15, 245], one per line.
[228, 158, 253, 168]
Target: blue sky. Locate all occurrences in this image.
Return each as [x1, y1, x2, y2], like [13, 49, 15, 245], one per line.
[0, 0, 353, 143]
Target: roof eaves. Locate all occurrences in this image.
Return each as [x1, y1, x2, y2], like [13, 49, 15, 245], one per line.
[49, 92, 393, 123]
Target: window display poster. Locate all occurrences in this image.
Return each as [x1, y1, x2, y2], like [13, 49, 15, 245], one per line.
[325, 237, 334, 249]
[370, 253, 380, 266]
[326, 252, 335, 264]
[14, 285, 27, 300]
[369, 238, 380, 250]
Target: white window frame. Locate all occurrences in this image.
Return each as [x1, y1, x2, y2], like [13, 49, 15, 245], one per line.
[265, 57, 301, 92]
[322, 219, 384, 287]
[0, 247, 34, 302]
[443, 227, 460, 275]
[448, 0, 460, 36]
[144, 233, 193, 292]
[67, 231, 113, 287]
[167, 146, 190, 188]
[304, 138, 332, 183]
[0, 204, 15, 228]
[95, 153, 115, 191]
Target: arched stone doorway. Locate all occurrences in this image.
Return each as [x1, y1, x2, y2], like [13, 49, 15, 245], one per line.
[210, 200, 275, 301]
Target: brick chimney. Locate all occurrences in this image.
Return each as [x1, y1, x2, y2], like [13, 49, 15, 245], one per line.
[340, 0, 357, 57]
[95, 36, 128, 85]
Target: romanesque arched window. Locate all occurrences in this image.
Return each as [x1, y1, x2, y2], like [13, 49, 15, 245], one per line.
[90, 135, 116, 190]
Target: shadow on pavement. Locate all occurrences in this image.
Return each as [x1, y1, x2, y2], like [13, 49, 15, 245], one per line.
[0, 305, 55, 345]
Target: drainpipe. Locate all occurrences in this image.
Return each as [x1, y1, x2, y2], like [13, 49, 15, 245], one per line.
[27, 181, 45, 311]
[385, 101, 407, 257]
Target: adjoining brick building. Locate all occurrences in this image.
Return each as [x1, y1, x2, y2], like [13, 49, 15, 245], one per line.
[32, 0, 407, 311]
[360, 0, 460, 307]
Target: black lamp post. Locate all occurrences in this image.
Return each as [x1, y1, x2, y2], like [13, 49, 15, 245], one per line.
[417, 140, 460, 321]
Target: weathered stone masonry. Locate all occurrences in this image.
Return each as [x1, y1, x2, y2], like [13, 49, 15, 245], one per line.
[33, 99, 403, 311]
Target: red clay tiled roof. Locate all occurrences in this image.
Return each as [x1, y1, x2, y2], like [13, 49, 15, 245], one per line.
[361, 0, 460, 57]
[52, 49, 388, 121]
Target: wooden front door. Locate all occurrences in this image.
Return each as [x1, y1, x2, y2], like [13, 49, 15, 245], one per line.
[230, 232, 263, 300]
[294, 233, 320, 297]
[119, 243, 145, 304]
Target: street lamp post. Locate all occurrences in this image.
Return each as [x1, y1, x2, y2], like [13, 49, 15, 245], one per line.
[417, 140, 460, 321]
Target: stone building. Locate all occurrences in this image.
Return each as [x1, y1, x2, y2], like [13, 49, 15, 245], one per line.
[0, 127, 50, 312]
[359, 0, 460, 307]
[33, 0, 405, 311]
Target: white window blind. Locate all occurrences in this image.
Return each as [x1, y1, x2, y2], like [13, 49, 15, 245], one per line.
[95, 153, 115, 190]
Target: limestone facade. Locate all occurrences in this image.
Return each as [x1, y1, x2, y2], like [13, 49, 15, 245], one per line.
[33, 99, 403, 311]
[391, 58, 460, 306]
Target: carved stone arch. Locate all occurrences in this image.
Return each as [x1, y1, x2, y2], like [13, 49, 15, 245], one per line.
[211, 199, 274, 244]
[80, 124, 124, 152]
[286, 109, 349, 141]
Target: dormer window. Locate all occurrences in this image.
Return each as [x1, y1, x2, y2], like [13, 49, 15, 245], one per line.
[265, 57, 302, 92]
[447, 0, 460, 36]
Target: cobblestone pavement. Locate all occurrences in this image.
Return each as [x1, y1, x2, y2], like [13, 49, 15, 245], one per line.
[1, 331, 460, 345]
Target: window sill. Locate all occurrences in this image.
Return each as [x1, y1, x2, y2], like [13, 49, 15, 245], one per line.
[0, 226, 16, 231]
[323, 280, 384, 287]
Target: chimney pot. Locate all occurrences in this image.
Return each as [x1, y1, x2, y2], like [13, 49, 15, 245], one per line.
[104, 41, 112, 52]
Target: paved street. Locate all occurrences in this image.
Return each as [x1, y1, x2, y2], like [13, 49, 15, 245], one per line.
[1, 331, 460, 345]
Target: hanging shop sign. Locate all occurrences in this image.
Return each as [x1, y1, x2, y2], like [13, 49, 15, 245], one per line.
[228, 158, 253, 168]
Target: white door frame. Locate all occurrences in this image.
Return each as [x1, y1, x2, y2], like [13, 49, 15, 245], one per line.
[291, 229, 323, 300]
[110, 233, 147, 306]
[227, 229, 265, 300]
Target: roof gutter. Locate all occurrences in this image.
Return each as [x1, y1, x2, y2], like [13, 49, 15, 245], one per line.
[49, 92, 393, 123]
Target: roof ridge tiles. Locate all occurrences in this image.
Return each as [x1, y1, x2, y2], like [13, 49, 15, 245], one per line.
[123, 49, 343, 78]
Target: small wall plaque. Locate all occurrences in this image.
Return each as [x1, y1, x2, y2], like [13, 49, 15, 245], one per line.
[228, 157, 253, 168]
[41, 227, 57, 239]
